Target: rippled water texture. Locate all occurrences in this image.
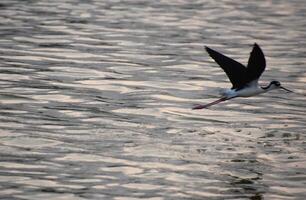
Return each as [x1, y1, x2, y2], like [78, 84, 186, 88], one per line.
[1, 0, 306, 199]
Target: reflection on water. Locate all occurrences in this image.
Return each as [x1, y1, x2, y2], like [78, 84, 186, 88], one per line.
[1, 0, 306, 199]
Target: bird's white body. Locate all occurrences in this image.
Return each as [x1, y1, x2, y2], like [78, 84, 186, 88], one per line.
[236, 87, 265, 97]
[221, 86, 264, 98]
[219, 79, 284, 99]
[220, 80, 267, 99]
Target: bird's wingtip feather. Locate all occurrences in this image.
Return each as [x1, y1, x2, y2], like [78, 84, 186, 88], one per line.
[204, 46, 212, 53]
[254, 42, 260, 48]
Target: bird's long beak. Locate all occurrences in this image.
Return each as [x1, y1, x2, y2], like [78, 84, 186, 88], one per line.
[280, 86, 293, 93]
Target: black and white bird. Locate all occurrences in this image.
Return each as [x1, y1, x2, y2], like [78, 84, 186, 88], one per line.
[193, 43, 292, 110]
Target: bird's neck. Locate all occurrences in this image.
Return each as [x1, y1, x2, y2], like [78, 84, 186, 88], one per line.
[261, 83, 273, 92]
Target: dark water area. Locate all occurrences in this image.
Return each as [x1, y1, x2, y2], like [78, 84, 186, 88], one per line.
[0, 0, 306, 199]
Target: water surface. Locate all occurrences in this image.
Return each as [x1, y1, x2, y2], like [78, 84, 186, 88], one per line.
[1, 0, 306, 199]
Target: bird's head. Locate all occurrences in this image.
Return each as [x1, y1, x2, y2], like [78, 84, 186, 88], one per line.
[267, 80, 292, 92]
[269, 80, 281, 88]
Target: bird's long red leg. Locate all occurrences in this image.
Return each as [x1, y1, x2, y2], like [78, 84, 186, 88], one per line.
[192, 97, 227, 110]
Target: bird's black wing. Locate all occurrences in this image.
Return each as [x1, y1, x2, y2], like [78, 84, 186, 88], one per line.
[205, 46, 247, 89]
[246, 43, 266, 83]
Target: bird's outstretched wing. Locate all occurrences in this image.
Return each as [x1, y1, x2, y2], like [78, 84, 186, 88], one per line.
[205, 46, 247, 89]
[246, 43, 266, 83]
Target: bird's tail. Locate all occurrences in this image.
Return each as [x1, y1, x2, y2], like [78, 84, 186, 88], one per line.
[218, 88, 233, 97]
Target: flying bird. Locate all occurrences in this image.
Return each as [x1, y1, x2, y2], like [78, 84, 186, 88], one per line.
[193, 43, 292, 109]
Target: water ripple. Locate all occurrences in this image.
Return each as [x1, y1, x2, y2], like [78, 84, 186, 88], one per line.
[0, 0, 306, 199]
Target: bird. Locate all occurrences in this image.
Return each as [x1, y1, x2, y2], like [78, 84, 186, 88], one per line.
[192, 43, 292, 110]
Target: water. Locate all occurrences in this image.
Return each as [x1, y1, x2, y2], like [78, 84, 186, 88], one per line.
[1, 0, 306, 199]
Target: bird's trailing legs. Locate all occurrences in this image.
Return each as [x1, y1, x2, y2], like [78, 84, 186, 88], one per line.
[192, 97, 227, 110]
